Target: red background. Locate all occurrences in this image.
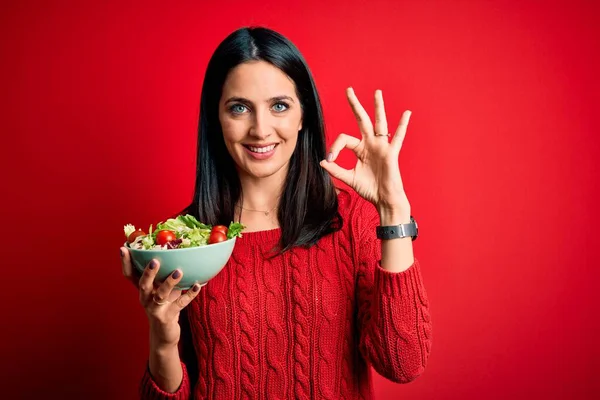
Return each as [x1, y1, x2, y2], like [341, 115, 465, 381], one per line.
[3, 0, 599, 398]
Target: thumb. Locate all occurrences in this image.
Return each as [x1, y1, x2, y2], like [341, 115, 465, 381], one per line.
[320, 159, 354, 187]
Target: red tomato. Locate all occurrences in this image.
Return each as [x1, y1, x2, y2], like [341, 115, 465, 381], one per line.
[127, 229, 146, 244]
[212, 225, 228, 235]
[156, 230, 177, 246]
[208, 231, 227, 244]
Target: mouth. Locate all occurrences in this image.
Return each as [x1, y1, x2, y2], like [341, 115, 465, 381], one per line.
[243, 143, 278, 154]
[242, 143, 279, 160]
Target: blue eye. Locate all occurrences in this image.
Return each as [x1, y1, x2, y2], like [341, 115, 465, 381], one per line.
[230, 104, 248, 114]
[272, 102, 289, 112]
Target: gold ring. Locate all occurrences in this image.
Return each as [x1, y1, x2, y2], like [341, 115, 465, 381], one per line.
[374, 133, 390, 137]
[152, 294, 171, 306]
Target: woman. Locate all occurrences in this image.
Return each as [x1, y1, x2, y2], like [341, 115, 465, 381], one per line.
[120, 26, 431, 399]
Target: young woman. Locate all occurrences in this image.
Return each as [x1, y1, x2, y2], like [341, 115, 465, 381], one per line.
[120, 26, 431, 399]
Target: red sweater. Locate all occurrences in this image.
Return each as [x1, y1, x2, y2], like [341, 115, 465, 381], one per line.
[140, 189, 432, 399]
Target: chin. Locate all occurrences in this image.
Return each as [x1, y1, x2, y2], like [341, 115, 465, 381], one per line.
[243, 164, 285, 179]
[235, 156, 289, 179]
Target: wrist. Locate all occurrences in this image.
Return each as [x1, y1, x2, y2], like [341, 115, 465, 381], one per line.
[376, 195, 410, 225]
[151, 336, 178, 348]
[378, 207, 411, 226]
[149, 324, 180, 351]
[150, 339, 179, 357]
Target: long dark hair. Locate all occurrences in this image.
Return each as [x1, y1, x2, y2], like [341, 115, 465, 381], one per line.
[182, 26, 341, 253]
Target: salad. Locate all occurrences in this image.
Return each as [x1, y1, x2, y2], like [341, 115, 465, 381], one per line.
[124, 214, 245, 250]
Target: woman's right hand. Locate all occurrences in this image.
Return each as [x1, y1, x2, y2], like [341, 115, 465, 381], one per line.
[120, 247, 203, 347]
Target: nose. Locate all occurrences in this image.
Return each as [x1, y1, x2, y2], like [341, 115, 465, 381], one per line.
[249, 109, 272, 139]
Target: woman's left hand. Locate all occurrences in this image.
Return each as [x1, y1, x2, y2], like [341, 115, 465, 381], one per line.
[320, 87, 412, 222]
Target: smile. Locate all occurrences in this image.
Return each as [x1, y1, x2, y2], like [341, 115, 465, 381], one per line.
[242, 143, 279, 160]
[244, 144, 277, 153]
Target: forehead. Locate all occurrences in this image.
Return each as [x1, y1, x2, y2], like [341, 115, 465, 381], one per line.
[222, 60, 297, 99]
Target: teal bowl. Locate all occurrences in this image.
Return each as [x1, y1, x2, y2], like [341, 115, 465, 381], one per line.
[126, 237, 236, 290]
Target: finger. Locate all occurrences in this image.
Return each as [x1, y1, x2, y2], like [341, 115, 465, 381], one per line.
[374, 90, 388, 137]
[326, 133, 362, 163]
[173, 283, 205, 310]
[153, 269, 183, 306]
[319, 159, 355, 187]
[121, 247, 141, 288]
[138, 259, 160, 305]
[346, 87, 374, 136]
[391, 110, 412, 151]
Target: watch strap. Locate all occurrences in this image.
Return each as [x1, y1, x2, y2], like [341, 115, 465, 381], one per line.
[376, 216, 418, 241]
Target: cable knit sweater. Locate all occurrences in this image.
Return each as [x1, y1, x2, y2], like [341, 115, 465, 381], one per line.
[139, 189, 432, 399]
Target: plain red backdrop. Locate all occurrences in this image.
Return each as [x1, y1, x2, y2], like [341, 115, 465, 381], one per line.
[3, 0, 599, 398]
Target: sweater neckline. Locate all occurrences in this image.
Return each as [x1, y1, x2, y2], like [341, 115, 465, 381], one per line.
[237, 227, 282, 245]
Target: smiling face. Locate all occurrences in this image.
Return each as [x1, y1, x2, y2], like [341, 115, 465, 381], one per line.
[218, 60, 303, 181]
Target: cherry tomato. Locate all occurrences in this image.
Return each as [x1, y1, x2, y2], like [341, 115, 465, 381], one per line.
[156, 230, 177, 246]
[127, 229, 147, 244]
[208, 231, 227, 244]
[212, 225, 228, 235]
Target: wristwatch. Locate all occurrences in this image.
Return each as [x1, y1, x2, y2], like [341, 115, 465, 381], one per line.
[376, 216, 418, 241]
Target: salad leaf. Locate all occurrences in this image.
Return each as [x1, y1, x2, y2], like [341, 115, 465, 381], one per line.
[227, 222, 246, 239]
[178, 215, 198, 229]
[155, 215, 211, 234]
[179, 214, 211, 230]
[124, 224, 136, 238]
[155, 218, 187, 235]
[182, 227, 211, 247]
[141, 235, 155, 249]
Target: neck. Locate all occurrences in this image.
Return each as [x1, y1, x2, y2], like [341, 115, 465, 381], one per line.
[237, 167, 287, 211]
[234, 166, 287, 232]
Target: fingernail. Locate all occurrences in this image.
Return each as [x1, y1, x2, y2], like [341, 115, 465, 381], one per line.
[192, 284, 200, 292]
[326, 153, 333, 162]
[172, 270, 181, 279]
[120, 248, 124, 257]
[149, 260, 157, 270]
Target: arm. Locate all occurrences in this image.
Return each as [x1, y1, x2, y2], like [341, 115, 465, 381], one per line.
[354, 204, 432, 383]
[121, 242, 199, 399]
[140, 347, 190, 399]
[319, 88, 432, 382]
[139, 307, 197, 399]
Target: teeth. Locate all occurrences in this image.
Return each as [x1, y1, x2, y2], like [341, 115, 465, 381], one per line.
[248, 144, 276, 153]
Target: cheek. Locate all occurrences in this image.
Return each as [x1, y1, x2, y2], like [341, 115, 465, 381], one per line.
[277, 112, 302, 138]
[220, 118, 245, 142]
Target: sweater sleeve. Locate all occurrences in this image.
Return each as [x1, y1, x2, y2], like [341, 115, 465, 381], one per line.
[139, 308, 196, 399]
[139, 361, 191, 400]
[353, 203, 432, 383]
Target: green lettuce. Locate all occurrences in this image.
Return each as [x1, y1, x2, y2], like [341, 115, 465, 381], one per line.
[155, 214, 210, 236]
[178, 214, 211, 230]
[227, 222, 245, 239]
[181, 227, 211, 247]
[141, 234, 155, 249]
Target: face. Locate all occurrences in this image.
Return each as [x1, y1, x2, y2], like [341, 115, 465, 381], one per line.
[218, 60, 303, 181]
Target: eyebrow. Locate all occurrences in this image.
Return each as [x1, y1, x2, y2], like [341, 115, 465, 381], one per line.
[224, 95, 295, 104]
